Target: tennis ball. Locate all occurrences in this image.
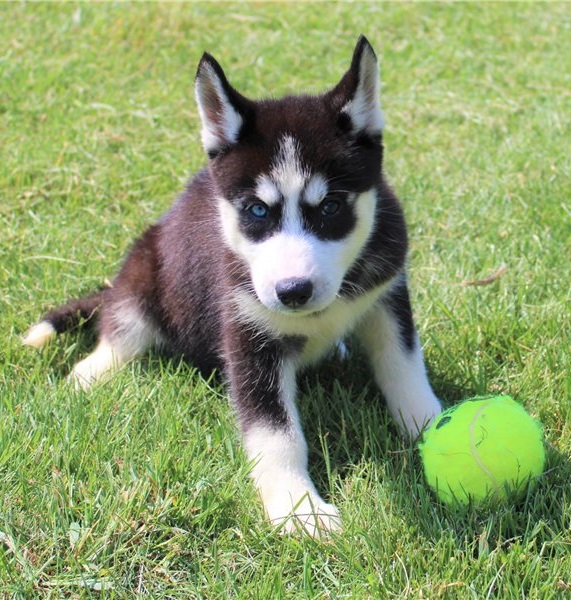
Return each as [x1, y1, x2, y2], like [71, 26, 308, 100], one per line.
[419, 396, 545, 505]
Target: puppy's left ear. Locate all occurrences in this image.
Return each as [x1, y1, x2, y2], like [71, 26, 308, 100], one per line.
[195, 53, 251, 158]
[331, 35, 384, 136]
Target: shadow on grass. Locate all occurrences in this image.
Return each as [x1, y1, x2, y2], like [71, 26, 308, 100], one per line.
[37, 328, 570, 554]
[297, 347, 570, 554]
[297, 343, 467, 482]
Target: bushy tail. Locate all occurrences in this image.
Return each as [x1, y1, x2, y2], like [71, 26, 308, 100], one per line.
[23, 289, 106, 348]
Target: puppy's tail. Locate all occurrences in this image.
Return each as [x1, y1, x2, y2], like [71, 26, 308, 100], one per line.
[22, 288, 107, 349]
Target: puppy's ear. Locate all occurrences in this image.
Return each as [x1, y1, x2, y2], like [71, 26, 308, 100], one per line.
[331, 35, 384, 136]
[195, 53, 250, 158]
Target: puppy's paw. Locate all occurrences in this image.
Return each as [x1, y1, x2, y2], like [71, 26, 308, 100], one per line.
[245, 427, 341, 537]
[266, 489, 341, 537]
[67, 340, 121, 391]
[399, 392, 443, 438]
[68, 362, 96, 391]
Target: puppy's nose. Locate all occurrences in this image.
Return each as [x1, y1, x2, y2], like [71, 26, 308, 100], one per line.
[275, 278, 313, 308]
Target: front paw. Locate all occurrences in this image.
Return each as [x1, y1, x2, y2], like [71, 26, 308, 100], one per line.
[244, 427, 341, 536]
[265, 488, 341, 537]
[396, 392, 443, 438]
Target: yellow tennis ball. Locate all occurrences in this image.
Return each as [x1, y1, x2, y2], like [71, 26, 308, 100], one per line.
[419, 396, 545, 505]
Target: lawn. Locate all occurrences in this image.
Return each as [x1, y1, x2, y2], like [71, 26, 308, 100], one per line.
[1, 2, 570, 598]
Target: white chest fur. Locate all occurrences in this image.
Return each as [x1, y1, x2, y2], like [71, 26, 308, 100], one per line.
[231, 280, 394, 366]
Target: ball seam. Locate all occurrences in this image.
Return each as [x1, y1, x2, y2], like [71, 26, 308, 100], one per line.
[469, 401, 499, 491]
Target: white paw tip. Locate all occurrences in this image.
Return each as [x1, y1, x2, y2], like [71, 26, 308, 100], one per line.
[22, 321, 56, 348]
[68, 361, 104, 391]
[270, 498, 341, 538]
[68, 370, 92, 391]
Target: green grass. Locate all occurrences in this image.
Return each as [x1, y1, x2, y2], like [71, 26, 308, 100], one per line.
[1, 2, 571, 597]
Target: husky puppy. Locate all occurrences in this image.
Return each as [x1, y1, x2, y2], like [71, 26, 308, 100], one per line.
[24, 36, 442, 535]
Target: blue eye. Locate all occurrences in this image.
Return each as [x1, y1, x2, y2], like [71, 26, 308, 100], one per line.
[320, 198, 341, 216]
[248, 202, 269, 219]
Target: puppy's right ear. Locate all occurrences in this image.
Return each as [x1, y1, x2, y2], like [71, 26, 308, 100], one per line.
[195, 53, 250, 158]
[330, 36, 384, 137]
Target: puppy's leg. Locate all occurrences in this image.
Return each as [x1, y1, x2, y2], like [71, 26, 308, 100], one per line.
[70, 299, 159, 390]
[224, 326, 340, 536]
[70, 227, 164, 390]
[358, 277, 442, 437]
[71, 338, 123, 390]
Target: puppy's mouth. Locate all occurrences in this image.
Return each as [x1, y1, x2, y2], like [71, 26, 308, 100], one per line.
[260, 292, 332, 318]
[273, 303, 326, 318]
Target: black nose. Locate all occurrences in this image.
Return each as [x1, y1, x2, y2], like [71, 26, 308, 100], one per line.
[275, 278, 314, 308]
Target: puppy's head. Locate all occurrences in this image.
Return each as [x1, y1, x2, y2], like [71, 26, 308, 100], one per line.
[195, 36, 385, 315]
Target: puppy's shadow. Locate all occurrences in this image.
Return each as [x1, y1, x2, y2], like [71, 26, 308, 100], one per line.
[42, 332, 570, 552]
[297, 346, 407, 484]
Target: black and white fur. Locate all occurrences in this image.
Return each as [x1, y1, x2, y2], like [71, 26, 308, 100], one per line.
[24, 37, 442, 535]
